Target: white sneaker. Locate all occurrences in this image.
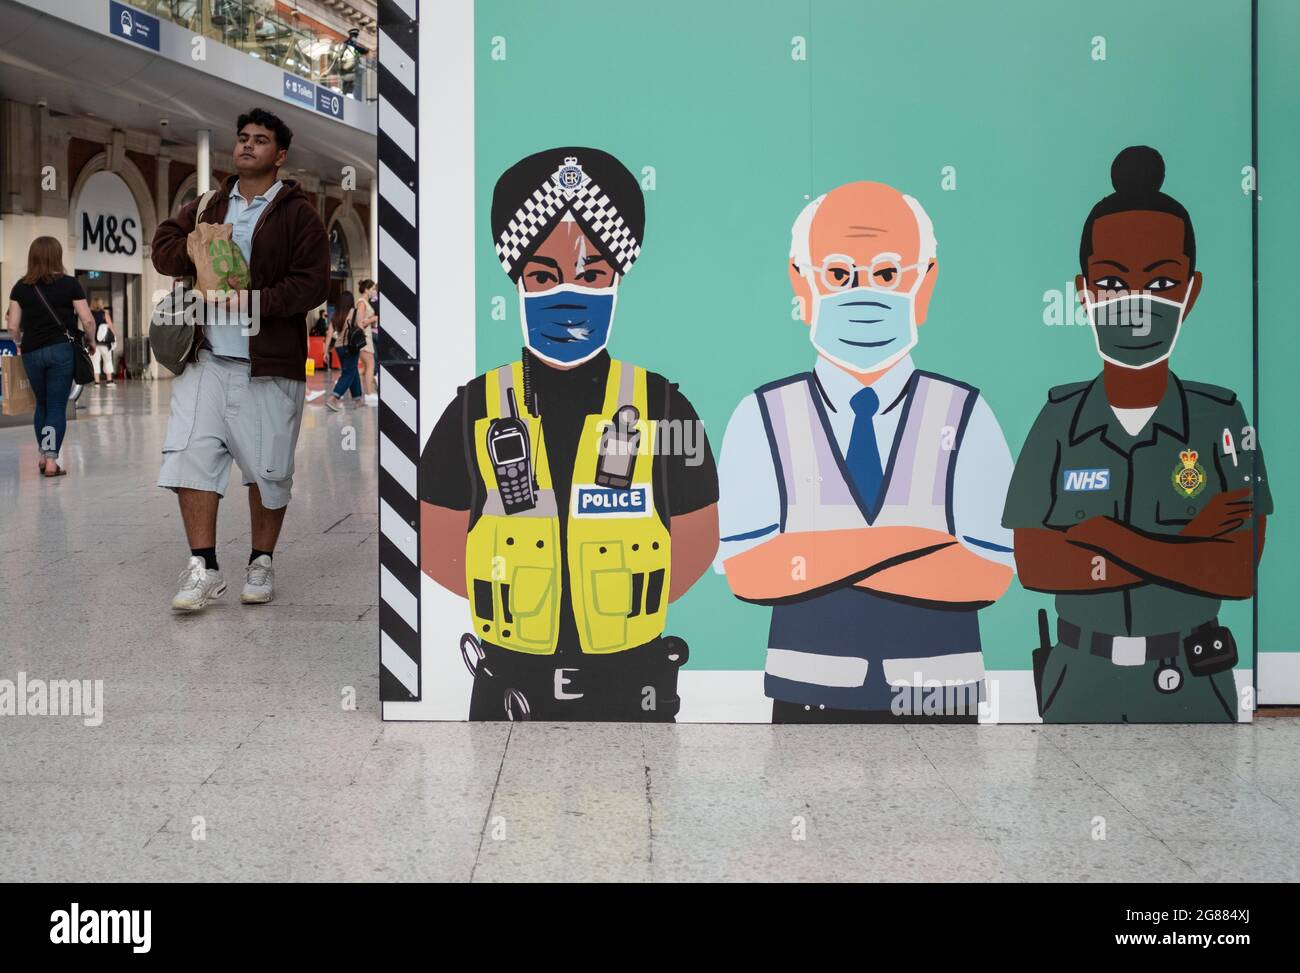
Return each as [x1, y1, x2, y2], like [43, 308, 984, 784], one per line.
[241, 555, 275, 604]
[364, 393, 379, 407]
[305, 390, 325, 403]
[171, 556, 226, 613]
[325, 396, 342, 413]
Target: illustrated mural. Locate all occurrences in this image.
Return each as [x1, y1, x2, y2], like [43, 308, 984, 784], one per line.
[383, 0, 1275, 724]
[715, 181, 1016, 723]
[419, 148, 720, 721]
[1004, 146, 1270, 722]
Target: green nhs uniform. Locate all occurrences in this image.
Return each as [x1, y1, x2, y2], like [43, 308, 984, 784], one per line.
[1002, 373, 1271, 723]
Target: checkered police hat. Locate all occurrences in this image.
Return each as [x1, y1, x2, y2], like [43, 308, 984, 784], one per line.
[491, 147, 644, 281]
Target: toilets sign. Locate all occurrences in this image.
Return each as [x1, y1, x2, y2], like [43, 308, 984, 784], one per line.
[283, 73, 345, 121]
[284, 74, 317, 108]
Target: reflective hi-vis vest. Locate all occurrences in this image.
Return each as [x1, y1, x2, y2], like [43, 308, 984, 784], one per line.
[465, 359, 671, 655]
[762, 371, 970, 534]
[756, 370, 984, 709]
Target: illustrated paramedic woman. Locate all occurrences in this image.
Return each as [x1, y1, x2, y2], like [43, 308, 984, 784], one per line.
[419, 147, 720, 721]
[1003, 146, 1271, 722]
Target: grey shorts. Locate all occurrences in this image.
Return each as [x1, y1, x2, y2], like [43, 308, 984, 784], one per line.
[158, 350, 306, 509]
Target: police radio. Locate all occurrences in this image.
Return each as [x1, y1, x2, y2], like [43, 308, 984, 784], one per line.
[488, 388, 537, 514]
[595, 404, 641, 490]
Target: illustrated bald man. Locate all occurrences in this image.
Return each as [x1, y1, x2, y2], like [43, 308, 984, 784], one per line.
[715, 182, 1016, 723]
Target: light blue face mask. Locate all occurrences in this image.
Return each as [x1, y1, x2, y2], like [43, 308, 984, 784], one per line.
[517, 279, 619, 366]
[806, 268, 923, 373]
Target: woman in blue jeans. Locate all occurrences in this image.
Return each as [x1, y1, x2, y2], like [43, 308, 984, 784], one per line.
[325, 292, 362, 411]
[5, 236, 97, 477]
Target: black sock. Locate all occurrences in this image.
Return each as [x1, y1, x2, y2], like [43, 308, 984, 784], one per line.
[250, 549, 273, 565]
[191, 547, 218, 571]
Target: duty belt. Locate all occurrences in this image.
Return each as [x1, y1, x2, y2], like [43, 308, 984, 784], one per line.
[1056, 618, 1216, 667]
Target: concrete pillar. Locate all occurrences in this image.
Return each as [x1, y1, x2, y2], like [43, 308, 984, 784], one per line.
[155, 155, 169, 221]
[370, 176, 379, 281]
[0, 102, 65, 308]
[196, 129, 210, 193]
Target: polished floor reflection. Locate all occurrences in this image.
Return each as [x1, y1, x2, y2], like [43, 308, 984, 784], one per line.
[1, 380, 1298, 881]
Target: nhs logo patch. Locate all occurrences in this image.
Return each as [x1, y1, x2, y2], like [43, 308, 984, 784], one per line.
[1062, 468, 1110, 491]
[572, 484, 651, 518]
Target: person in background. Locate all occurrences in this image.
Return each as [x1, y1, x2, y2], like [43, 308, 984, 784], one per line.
[355, 278, 378, 406]
[5, 236, 98, 477]
[90, 298, 117, 387]
[319, 291, 363, 411]
[309, 307, 333, 376]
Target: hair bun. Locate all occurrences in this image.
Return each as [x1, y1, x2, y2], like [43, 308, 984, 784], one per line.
[1111, 145, 1165, 195]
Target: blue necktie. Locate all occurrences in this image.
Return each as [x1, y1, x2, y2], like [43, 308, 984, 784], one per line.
[846, 386, 883, 518]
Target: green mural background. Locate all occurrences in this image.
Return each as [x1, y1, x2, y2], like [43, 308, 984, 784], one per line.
[1258, 0, 1298, 664]
[470, 0, 1266, 673]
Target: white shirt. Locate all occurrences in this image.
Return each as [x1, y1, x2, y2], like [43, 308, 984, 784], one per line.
[714, 354, 1016, 570]
[1111, 405, 1158, 437]
[204, 179, 283, 359]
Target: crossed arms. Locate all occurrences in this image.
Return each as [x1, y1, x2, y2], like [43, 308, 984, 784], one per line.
[1014, 489, 1264, 600]
[721, 526, 1013, 606]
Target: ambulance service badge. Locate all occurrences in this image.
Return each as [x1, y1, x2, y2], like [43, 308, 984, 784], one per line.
[1172, 449, 1207, 498]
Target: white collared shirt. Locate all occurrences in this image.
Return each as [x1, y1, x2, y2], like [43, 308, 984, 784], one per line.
[714, 353, 1016, 569]
[204, 179, 283, 359]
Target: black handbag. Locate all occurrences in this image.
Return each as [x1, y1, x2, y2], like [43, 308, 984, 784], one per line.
[345, 310, 366, 353]
[34, 283, 94, 386]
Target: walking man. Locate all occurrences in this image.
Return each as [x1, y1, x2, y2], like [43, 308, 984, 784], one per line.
[151, 108, 329, 611]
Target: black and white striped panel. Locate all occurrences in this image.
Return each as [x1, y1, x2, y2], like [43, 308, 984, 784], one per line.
[377, 0, 420, 704]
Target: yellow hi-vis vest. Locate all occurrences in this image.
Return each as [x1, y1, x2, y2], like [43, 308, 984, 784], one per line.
[465, 359, 671, 655]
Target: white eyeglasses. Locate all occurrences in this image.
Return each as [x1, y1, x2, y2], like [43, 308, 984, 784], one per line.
[809, 252, 929, 292]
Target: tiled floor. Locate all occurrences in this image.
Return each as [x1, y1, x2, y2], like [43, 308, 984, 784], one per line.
[2, 378, 1299, 881]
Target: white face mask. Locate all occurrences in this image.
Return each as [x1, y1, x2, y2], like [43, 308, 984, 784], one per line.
[805, 263, 925, 374]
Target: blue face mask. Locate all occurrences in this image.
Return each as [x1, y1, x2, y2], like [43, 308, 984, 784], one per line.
[806, 274, 921, 374]
[518, 280, 619, 366]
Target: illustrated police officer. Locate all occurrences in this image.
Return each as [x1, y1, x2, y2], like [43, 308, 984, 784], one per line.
[419, 147, 720, 721]
[1003, 146, 1271, 723]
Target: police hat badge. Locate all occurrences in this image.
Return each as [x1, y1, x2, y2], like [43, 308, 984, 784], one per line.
[551, 156, 589, 198]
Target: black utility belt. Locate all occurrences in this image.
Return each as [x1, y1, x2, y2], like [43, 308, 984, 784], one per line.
[1058, 618, 1237, 677]
[462, 634, 689, 682]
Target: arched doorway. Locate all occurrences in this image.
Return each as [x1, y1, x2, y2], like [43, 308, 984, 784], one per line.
[326, 203, 371, 311]
[68, 157, 159, 379]
[328, 220, 352, 310]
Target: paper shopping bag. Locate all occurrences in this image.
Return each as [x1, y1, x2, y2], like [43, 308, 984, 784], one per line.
[187, 222, 252, 296]
[0, 354, 36, 416]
